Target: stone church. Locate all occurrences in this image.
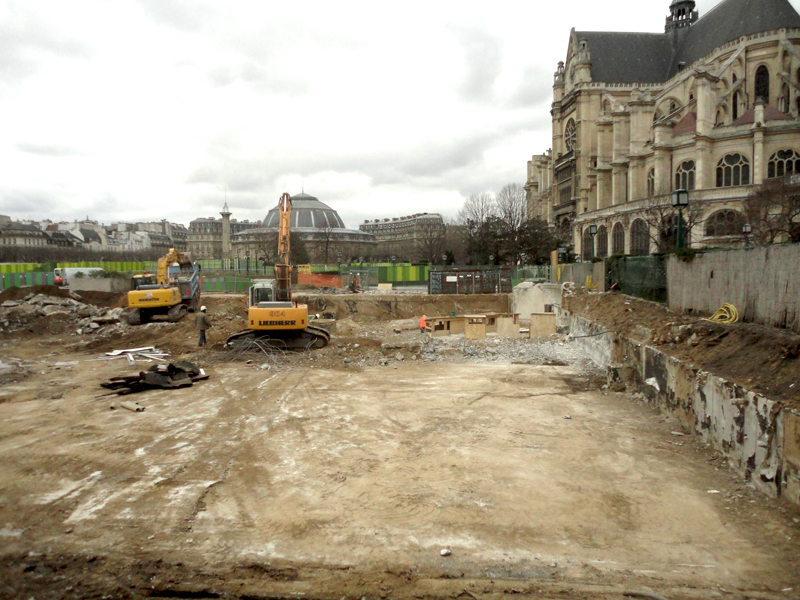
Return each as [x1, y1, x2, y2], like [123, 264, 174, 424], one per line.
[525, 0, 800, 258]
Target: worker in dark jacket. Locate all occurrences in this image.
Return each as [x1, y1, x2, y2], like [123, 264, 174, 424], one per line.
[196, 305, 211, 346]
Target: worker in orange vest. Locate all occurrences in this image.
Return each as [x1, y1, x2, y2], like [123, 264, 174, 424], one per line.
[419, 314, 427, 333]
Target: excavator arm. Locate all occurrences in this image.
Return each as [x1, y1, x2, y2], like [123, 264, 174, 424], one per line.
[275, 192, 293, 302]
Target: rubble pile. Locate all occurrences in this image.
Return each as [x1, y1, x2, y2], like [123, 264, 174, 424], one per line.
[100, 361, 209, 396]
[0, 292, 126, 336]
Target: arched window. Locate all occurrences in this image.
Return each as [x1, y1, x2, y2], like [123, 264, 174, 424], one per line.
[716, 153, 750, 187]
[612, 222, 625, 255]
[582, 227, 594, 261]
[755, 65, 770, 102]
[631, 219, 649, 256]
[733, 91, 739, 120]
[647, 168, 655, 196]
[705, 210, 744, 237]
[564, 119, 577, 152]
[596, 225, 608, 258]
[768, 149, 800, 178]
[675, 160, 695, 190]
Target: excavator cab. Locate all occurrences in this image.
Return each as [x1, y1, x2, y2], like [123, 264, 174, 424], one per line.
[131, 273, 157, 290]
[249, 280, 277, 307]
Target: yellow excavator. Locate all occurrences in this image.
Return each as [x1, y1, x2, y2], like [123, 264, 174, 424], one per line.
[226, 193, 330, 350]
[125, 249, 200, 325]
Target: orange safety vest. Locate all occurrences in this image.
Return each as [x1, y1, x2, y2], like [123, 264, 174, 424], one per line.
[419, 316, 427, 328]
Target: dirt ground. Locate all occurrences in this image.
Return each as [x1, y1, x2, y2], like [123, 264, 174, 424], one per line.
[1, 288, 800, 599]
[565, 289, 800, 406]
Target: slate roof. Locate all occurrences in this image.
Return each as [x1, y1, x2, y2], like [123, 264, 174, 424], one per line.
[574, 32, 673, 84]
[1, 222, 44, 234]
[575, 0, 800, 84]
[79, 228, 102, 244]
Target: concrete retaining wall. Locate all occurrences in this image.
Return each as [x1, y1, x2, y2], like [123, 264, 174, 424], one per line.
[512, 282, 561, 321]
[667, 244, 800, 333]
[69, 278, 129, 293]
[567, 312, 800, 506]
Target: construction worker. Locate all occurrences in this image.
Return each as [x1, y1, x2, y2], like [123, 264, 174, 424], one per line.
[419, 314, 427, 333]
[196, 305, 211, 346]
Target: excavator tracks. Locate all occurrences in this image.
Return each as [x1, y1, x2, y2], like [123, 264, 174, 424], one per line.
[225, 325, 331, 351]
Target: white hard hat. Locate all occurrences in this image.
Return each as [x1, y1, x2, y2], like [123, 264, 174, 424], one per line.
[200, 305, 207, 311]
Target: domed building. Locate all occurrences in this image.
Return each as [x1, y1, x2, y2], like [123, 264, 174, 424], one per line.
[231, 192, 375, 263]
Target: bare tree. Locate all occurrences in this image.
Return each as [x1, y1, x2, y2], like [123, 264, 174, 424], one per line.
[640, 196, 703, 251]
[743, 178, 800, 244]
[312, 223, 338, 264]
[457, 192, 497, 227]
[415, 220, 447, 264]
[496, 183, 528, 263]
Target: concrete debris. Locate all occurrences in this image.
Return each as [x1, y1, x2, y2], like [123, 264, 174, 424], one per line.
[644, 377, 660, 392]
[0, 292, 127, 336]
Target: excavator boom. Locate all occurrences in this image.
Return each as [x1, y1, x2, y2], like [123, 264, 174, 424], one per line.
[275, 192, 292, 302]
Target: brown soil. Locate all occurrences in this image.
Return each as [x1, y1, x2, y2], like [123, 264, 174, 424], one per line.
[566, 290, 800, 405]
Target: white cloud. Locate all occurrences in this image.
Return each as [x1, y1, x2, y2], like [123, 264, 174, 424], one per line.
[0, 0, 795, 229]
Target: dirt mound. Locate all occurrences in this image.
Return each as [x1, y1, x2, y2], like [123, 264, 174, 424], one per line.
[0, 285, 124, 309]
[78, 294, 250, 355]
[566, 290, 800, 404]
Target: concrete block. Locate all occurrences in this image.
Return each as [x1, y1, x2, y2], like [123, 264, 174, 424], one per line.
[450, 318, 465, 335]
[70, 278, 128, 293]
[496, 316, 520, 338]
[464, 321, 486, 339]
[529, 313, 556, 338]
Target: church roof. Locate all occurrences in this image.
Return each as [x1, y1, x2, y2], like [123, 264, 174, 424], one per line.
[575, 0, 800, 84]
[573, 32, 672, 83]
[731, 103, 792, 125]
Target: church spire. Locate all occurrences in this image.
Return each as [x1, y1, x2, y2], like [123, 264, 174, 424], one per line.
[665, 0, 698, 32]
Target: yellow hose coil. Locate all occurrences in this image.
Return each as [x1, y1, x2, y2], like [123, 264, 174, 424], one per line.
[701, 303, 738, 324]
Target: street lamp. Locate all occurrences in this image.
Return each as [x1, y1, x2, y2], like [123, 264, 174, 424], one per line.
[672, 189, 689, 249]
[587, 224, 598, 260]
[742, 223, 752, 247]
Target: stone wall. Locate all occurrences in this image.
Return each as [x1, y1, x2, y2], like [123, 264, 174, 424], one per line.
[667, 244, 800, 333]
[568, 312, 800, 506]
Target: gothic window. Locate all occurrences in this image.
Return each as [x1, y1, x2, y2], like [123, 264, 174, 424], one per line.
[582, 228, 594, 261]
[705, 210, 744, 237]
[755, 65, 770, 102]
[612, 222, 625, 255]
[596, 225, 608, 258]
[631, 219, 650, 256]
[716, 153, 750, 187]
[675, 160, 695, 190]
[733, 91, 739, 120]
[647, 168, 655, 196]
[768, 149, 800, 178]
[564, 119, 577, 152]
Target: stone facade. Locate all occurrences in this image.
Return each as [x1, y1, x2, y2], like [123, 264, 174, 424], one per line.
[188, 208, 260, 260]
[359, 213, 445, 261]
[526, 0, 800, 259]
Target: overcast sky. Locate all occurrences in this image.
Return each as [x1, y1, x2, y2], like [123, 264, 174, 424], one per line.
[2, 0, 796, 230]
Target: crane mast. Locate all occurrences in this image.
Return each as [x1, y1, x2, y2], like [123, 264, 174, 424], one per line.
[275, 192, 293, 302]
